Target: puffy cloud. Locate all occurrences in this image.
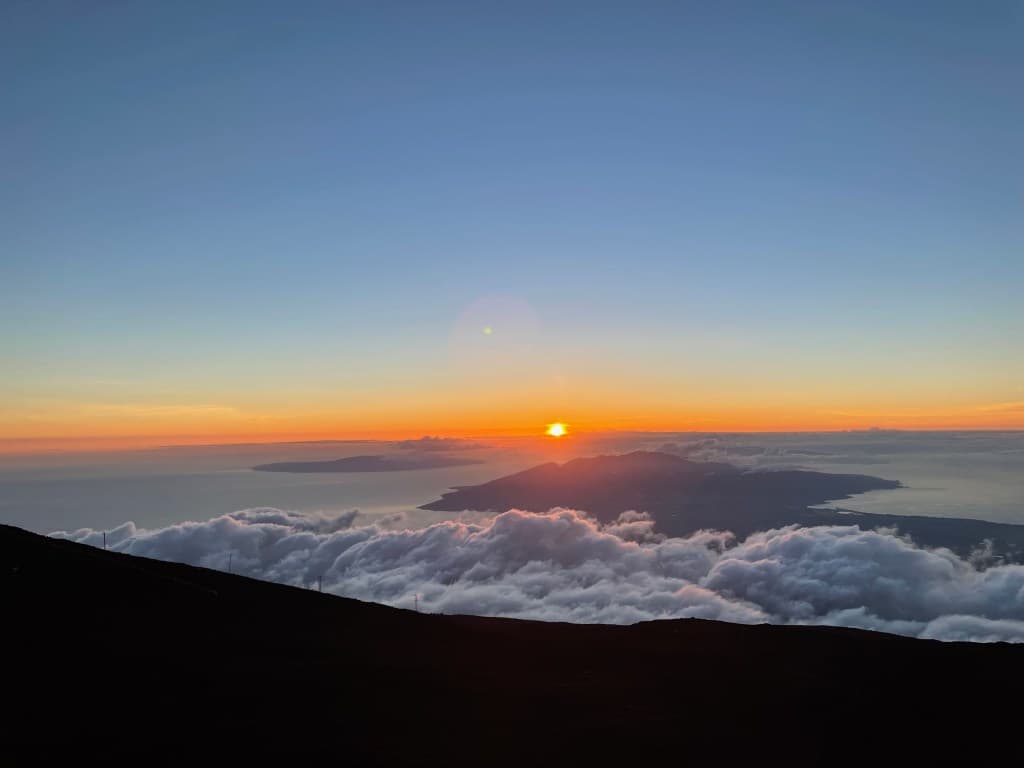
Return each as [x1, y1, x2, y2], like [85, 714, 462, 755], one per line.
[601, 510, 668, 544]
[656, 437, 888, 468]
[703, 525, 1024, 626]
[52, 508, 1024, 642]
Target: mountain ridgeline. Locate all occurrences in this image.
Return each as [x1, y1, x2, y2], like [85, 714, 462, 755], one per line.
[4, 523, 1021, 764]
[422, 451, 1024, 560]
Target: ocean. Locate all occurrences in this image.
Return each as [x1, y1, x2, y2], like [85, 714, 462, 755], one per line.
[2, 431, 1022, 534]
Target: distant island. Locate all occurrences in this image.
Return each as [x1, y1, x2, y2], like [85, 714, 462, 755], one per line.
[253, 454, 483, 473]
[421, 450, 1024, 561]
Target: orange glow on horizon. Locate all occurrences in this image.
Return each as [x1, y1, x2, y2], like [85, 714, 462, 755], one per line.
[1, 397, 1022, 455]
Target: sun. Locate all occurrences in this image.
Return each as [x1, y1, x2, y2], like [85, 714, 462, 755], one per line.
[545, 422, 568, 437]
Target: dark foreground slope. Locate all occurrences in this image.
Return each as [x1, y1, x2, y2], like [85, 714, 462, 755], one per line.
[4, 524, 1020, 765]
[422, 451, 1024, 559]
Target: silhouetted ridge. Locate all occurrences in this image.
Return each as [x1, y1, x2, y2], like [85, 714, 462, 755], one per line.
[421, 450, 1024, 560]
[4, 523, 1021, 764]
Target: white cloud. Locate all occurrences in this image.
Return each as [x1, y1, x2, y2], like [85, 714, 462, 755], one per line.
[52, 508, 1024, 642]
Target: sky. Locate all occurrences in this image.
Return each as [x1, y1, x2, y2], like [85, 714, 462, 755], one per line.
[3, 1, 1022, 449]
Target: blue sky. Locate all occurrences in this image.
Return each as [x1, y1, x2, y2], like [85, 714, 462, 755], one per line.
[2, 1, 1022, 440]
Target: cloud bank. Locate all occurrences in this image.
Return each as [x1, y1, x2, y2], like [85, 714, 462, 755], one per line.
[53, 508, 1024, 642]
[653, 430, 1024, 470]
[392, 436, 487, 451]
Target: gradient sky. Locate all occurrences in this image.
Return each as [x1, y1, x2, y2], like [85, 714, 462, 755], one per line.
[3, 1, 1022, 448]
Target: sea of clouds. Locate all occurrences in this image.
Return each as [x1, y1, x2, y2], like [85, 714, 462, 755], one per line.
[652, 430, 1024, 470]
[53, 507, 1024, 643]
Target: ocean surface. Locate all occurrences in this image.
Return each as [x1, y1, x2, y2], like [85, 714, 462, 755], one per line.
[2, 431, 1022, 535]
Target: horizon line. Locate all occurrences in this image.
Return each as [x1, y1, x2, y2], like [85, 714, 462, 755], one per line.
[4, 426, 1024, 456]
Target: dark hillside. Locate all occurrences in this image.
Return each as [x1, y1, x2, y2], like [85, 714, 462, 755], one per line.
[3, 523, 1019, 765]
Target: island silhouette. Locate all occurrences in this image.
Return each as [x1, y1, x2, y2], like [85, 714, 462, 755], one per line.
[421, 451, 1024, 560]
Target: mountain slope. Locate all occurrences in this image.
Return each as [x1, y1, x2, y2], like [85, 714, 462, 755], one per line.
[3, 522, 1021, 764]
[421, 450, 1024, 559]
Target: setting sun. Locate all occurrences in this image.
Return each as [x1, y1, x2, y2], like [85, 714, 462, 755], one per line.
[545, 422, 568, 437]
